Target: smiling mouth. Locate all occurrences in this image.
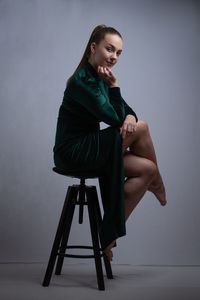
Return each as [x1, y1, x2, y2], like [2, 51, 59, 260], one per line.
[107, 62, 113, 66]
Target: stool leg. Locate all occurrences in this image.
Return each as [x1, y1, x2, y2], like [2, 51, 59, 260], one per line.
[78, 183, 85, 224]
[86, 186, 105, 291]
[42, 186, 76, 286]
[55, 186, 77, 275]
[93, 187, 114, 279]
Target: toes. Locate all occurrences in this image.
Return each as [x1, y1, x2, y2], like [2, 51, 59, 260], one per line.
[161, 200, 167, 206]
[159, 198, 167, 206]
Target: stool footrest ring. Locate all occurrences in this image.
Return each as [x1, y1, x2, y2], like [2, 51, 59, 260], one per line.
[57, 245, 104, 259]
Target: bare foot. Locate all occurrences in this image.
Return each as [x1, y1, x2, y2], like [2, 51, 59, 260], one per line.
[148, 182, 167, 206]
[103, 249, 113, 261]
[103, 239, 116, 261]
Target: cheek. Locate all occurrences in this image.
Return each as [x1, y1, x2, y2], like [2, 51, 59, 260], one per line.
[101, 48, 109, 58]
[96, 49, 109, 64]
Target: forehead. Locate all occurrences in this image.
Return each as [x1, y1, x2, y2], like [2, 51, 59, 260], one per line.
[102, 34, 123, 50]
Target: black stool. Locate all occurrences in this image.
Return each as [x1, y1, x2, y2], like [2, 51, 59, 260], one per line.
[42, 167, 113, 290]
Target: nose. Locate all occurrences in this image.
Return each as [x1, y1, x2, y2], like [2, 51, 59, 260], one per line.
[111, 52, 117, 62]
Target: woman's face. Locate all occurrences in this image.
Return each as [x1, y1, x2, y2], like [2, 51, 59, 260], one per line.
[90, 33, 123, 69]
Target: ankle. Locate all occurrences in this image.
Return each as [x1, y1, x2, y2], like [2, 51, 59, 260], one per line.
[151, 170, 163, 186]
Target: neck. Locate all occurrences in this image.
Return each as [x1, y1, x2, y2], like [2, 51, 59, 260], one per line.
[88, 57, 97, 71]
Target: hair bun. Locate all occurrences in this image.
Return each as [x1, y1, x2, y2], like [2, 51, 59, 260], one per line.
[92, 24, 107, 35]
[96, 24, 107, 29]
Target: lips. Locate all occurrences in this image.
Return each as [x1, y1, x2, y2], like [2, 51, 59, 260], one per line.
[107, 61, 113, 66]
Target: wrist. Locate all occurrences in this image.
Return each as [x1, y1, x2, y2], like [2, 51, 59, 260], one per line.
[109, 82, 118, 88]
[126, 114, 136, 121]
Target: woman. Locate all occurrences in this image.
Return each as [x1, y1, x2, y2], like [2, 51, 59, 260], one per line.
[53, 24, 167, 262]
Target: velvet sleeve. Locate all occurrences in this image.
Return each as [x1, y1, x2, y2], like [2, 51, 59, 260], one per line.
[121, 97, 138, 122]
[108, 87, 138, 122]
[67, 76, 125, 127]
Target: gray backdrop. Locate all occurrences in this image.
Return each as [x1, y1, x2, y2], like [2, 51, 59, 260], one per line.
[0, 0, 199, 264]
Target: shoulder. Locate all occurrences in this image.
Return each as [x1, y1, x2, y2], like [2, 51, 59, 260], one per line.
[73, 65, 99, 85]
[68, 66, 100, 91]
[73, 65, 87, 81]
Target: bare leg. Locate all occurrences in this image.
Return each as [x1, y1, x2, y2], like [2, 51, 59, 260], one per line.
[103, 120, 167, 261]
[103, 152, 157, 261]
[123, 119, 166, 206]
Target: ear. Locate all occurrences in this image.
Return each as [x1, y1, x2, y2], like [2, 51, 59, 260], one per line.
[90, 42, 96, 54]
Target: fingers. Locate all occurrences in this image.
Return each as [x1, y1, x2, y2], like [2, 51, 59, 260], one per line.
[97, 66, 113, 77]
[97, 67, 107, 81]
[106, 68, 113, 76]
[97, 66, 105, 73]
[133, 123, 138, 132]
[120, 123, 137, 139]
[121, 123, 128, 139]
[98, 66, 110, 77]
[97, 65, 117, 87]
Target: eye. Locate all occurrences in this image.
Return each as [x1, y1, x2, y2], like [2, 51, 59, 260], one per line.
[106, 47, 112, 52]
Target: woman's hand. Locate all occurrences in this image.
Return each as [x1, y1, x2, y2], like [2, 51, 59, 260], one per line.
[97, 66, 137, 138]
[120, 115, 137, 139]
[97, 66, 118, 87]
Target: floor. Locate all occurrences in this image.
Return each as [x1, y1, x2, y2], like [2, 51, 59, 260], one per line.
[0, 263, 200, 300]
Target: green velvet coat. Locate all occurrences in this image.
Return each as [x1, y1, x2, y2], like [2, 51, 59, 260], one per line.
[53, 59, 138, 251]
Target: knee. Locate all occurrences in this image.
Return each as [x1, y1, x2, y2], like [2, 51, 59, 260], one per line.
[144, 160, 157, 179]
[138, 119, 149, 134]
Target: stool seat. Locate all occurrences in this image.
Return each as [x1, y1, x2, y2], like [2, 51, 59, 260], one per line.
[42, 166, 113, 290]
[52, 167, 103, 179]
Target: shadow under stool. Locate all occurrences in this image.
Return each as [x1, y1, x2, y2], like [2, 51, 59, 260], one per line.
[42, 167, 113, 290]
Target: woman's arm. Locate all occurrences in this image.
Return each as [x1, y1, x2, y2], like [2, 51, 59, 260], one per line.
[97, 66, 138, 121]
[109, 89, 138, 122]
[122, 97, 138, 122]
[66, 76, 125, 127]
[112, 90, 138, 138]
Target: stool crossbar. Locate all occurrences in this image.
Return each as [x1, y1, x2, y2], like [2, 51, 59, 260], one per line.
[42, 167, 113, 290]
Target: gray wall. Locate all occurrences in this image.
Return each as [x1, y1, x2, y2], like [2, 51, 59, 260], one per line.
[0, 0, 199, 264]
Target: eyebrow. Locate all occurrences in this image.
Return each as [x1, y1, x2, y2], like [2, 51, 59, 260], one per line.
[106, 42, 123, 52]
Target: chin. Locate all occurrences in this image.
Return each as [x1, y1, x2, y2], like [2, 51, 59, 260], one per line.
[104, 62, 111, 68]
[101, 61, 108, 67]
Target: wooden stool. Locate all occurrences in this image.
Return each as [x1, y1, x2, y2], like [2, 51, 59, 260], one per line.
[42, 167, 113, 290]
